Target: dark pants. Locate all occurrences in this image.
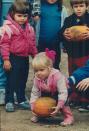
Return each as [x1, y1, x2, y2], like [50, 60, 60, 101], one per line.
[76, 88, 89, 99]
[38, 40, 61, 69]
[5, 54, 29, 104]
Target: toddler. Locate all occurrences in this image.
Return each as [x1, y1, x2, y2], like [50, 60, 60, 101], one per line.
[30, 48, 74, 126]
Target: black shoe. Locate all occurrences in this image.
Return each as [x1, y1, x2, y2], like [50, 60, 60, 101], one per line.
[78, 106, 89, 112]
[18, 101, 31, 110]
[78, 102, 89, 112]
[69, 101, 81, 109]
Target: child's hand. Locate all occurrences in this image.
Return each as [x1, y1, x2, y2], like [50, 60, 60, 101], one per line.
[63, 28, 73, 41]
[50, 106, 60, 116]
[3, 60, 12, 71]
[33, 16, 40, 21]
[76, 78, 89, 91]
[80, 28, 89, 40]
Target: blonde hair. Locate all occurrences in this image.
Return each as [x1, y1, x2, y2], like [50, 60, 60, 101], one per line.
[32, 52, 53, 70]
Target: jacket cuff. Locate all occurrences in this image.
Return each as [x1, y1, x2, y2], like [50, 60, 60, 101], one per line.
[57, 100, 65, 109]
[32, 50, 38, 57]
[3, 56, 9, 60]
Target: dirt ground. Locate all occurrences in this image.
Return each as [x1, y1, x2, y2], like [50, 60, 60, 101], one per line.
[0, 51, 89, 131]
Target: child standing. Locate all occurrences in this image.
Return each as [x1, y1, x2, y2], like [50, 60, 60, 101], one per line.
[30, 49, 74, 126]
[61, 0, 89, 107]
[0, 0, 37, 112]
[32, 0, 68, 69]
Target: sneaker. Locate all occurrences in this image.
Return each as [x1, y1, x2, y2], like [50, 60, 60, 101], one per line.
[69, 101, 81, 109]
[60, 118, 74, 127]
[87, 105, 89, 108]
[60, 121, 74, 126]
[5, 103, 15, 112]
[31, 116, 39, 123]
[18, 101, 30, 110]
[0, 89, 5, 105]
[78, 106, 89, 112]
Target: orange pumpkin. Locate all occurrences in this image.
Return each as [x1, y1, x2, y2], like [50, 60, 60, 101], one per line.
[33, 97, 56, 117]
[69, 26, 88, 41]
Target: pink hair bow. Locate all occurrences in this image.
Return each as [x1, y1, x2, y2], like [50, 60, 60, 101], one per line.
[45, 48, 56, 62]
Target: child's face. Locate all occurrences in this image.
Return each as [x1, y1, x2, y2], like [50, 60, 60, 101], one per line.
[34, 67, 51, 80]
[72, 3, 87, 17]
[47, 0, 57, 4]
[14, 13, 28, 25]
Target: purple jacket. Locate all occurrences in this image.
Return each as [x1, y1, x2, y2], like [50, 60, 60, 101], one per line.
[0, 15, 37, 60]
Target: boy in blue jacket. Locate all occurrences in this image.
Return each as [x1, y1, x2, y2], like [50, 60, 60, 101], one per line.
[68, 59, 89, 112]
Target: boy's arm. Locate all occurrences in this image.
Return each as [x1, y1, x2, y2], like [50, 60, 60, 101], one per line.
[59, 17, 70, 41]
[59, 16, 74, 51]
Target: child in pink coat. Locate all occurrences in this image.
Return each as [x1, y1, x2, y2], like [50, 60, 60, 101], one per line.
[30, 48, 74, 126]
[0, 0, 37, 112]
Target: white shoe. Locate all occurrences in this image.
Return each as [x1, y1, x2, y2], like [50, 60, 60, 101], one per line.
[31, 116, 39, 123]
[0, 88, 5, 105]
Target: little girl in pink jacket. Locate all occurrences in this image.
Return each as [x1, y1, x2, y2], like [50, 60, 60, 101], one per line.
[30, 48, 74, 126]
[0, 0, 37, 112]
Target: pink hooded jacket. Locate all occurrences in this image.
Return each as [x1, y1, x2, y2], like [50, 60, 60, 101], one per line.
[0, 15, 37, 60]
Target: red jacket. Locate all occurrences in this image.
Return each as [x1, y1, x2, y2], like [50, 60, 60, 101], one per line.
[0, 15, 37, 60]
